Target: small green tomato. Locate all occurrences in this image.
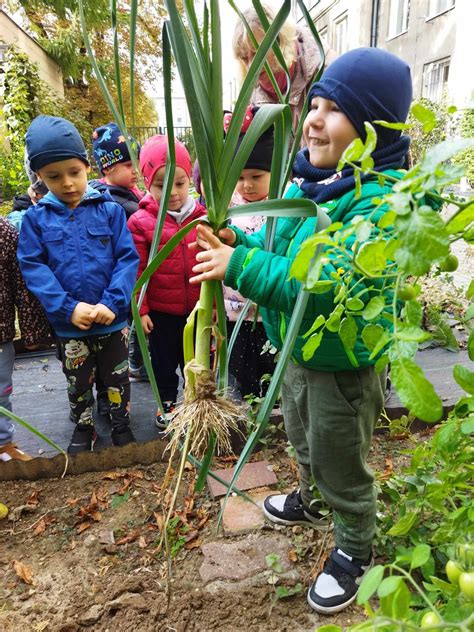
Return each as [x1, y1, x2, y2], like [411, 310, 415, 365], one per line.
[438, 254, 459, 272]
[420, 611, 441, 627]
[397, 285, 416, 301]
[446, 559, 463, 584]
[459, 571, 474, 600]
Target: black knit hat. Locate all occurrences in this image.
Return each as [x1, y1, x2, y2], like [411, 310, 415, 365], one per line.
[225, 106, 275, 172]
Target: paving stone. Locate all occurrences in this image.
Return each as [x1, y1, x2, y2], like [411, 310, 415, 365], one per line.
[220, 489, 271, 535]
[207, 461, 277, 499]
[199, 532, 293, 583]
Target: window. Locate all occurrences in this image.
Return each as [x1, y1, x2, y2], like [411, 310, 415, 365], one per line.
[295, 1, 321, 22]
[422, 57, 450, 102]
[427, 0, 455, 18]
[387, 0, 410, 38]
[334, 14, 348, 54]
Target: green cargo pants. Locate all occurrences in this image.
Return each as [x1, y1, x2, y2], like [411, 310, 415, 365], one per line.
[281, 361, 386, 559]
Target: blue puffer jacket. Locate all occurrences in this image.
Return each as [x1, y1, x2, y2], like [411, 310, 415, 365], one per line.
[17, 187, 139, 337]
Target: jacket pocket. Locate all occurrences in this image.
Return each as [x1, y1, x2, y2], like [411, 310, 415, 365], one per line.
[87, 225, 113, 258]
[42, 228, 64, 264]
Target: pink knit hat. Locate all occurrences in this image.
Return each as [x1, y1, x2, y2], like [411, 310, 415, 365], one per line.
[139, 135, 192, 189]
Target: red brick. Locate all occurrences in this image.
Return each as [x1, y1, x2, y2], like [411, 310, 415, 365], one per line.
[207, 460, 277, 499]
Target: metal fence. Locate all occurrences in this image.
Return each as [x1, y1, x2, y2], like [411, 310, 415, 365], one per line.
[130, 125, 195, 161]
[130, 126, 192, 145]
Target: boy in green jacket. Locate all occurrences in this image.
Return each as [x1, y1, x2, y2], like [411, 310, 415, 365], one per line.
[190, 48, 414, 614]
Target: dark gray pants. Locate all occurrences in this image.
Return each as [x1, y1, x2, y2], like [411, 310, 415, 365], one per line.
[281, 361, 386, 559]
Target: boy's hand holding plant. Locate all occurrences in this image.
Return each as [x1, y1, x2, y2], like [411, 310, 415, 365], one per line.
[190, 224, 236, 284]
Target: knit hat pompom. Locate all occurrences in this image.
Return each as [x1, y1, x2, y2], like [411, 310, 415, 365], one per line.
[91, 122, 140, 173]
[26, 115, 89, 172]
[139, 135, 192, 190]
[308, 47, 413, 147]
[225, 106, 275, 172]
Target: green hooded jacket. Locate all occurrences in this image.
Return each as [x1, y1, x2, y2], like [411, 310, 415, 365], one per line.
[224, 170, 405, 372]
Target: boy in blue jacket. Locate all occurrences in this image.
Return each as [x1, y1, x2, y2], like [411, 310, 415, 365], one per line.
[18, 115, 140, 454]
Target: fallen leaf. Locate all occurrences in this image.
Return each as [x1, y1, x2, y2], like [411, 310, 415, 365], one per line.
[184, 538, 202, 550]
[288, 549, 298, 563]
[70, 539, 76, 550]
[76, 521, 91, 534]
[138, 536, 147, 549]
[184, 529, 199, 544]
[67, 497, 80, 507]
[380, 457, 394, 480]
[27, 491, 41, 507]
[90, 511, 102, 522]
[34, 519, 47, 536]
[115, 528, 140, 546]
[13, 560, 34, 585]
[153, 512, 164, 531]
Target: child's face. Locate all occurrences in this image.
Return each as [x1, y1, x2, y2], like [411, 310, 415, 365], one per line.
[236, 168, 271, 202]
[103, 161, 138, 189]
[303, 97, 359, 169]
[37, 159, 90, 209]
[150, 166, 190, 211]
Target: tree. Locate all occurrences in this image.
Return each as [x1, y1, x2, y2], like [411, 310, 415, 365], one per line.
[7, 0, 168, 126]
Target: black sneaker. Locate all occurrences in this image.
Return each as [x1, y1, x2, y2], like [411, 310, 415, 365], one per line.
[155, 401, 176, 430]
[129, 366, 149, 382]
[111, 426, 135, 447]
[307, 547, 373, 614]
[68, 424, 96, 454]
[263, 490, 331, 530]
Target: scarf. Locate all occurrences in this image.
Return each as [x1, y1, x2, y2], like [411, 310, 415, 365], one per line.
[166, 196, 196, 224]
[292, 135, 410, 204]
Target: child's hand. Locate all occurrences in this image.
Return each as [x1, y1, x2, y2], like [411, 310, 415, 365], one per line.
[71, 302, 94, 330]
[189, 223, 236, 252]
[89, 304, 116, 325]
[217, 226, 236, 246]
[140, 314, 153, 334]
[190, 224, 234, 284]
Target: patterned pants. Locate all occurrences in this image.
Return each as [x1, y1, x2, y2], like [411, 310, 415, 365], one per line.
[56, 328, 130, 429]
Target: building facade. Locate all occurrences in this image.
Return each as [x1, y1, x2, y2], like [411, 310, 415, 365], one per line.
[0, 9, 63, 96]
[293, 0, 472, 108]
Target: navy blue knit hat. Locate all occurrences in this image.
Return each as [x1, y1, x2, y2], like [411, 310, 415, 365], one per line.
[92, 122, 140, 173]
[308, 48, 413, 147]
[26, 115, 89, 172]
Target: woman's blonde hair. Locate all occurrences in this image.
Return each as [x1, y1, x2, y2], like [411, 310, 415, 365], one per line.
[232, 2, 298, 84]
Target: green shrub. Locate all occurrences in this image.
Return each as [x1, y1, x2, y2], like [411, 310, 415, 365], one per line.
[453, 106, 474, 185]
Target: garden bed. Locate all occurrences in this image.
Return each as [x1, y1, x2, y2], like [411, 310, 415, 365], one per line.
[0, 433, 419, 631]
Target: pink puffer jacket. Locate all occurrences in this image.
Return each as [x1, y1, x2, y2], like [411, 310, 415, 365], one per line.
[127, 194, 206, 316]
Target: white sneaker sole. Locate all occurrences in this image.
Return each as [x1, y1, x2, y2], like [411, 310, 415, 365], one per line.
[307, 589, 357, 614]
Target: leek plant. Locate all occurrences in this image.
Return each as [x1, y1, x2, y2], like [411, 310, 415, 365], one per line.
[78, 0, 328, 518]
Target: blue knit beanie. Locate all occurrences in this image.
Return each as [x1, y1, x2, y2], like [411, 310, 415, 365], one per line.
[92, 122, 140, 173]
[308, 47, 413, 147]
[26, 115, 89, 172]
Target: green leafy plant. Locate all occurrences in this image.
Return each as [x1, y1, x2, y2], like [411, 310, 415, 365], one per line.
[265, 553, 303, 609]
[291, 107, 474, 423]
[376, 403, 473, 562]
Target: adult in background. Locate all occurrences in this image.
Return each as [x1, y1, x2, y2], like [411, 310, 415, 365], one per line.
[232, 1, 337, 130]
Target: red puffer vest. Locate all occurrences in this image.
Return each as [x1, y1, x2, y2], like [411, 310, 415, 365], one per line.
[127, 194, 206, 316]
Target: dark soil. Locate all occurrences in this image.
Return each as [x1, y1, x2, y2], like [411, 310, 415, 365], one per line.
[0, 434, 416, 631]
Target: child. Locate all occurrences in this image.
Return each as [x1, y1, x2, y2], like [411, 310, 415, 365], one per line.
[90, 122, 143, 217]
[90, 122, 147, 391]
[18, 115, 140, 454]
[0, 217, 51, 462]
[224, 106, 276, 401]
[127, 136, 206, 428]
[190, 48, 414, 613]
